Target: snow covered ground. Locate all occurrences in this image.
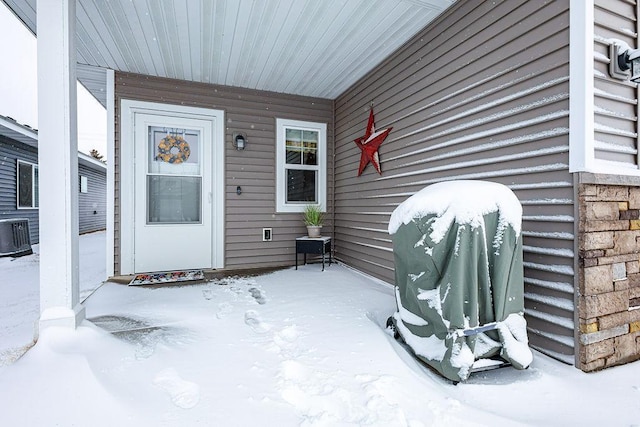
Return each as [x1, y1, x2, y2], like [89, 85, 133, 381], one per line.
[0, 230, 106, 363]
[1, 231, 639, 426]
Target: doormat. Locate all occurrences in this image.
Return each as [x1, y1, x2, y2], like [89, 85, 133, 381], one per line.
[129, 270, 205, 286]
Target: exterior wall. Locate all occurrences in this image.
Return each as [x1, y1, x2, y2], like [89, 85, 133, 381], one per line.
[78, 161, 107, 234]
[574, 0, 640, 371]
[0, 135, 39, 244]
[113, 72, 334, 275]
[577, 176, 640, 370]
[334, 0, 575, 362]
[0, 136, 106, 244]
[593, 0, 638, 167]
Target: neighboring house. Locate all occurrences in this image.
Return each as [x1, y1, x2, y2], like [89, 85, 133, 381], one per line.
[77, 151, 107, 235]
[0, 115, 106, 244]
[5, 0, 639, 373]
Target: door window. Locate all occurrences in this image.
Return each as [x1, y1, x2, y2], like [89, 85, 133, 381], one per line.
[147, 126, 202, 224]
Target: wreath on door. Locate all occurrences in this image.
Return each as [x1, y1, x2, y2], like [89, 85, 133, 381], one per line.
[156, 135, 191, 164]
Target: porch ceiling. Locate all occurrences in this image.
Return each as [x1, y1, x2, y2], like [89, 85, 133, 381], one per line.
[4, 0, 453, 104]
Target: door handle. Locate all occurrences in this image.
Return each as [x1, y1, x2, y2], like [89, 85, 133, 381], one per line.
[208, 192, 212, 203]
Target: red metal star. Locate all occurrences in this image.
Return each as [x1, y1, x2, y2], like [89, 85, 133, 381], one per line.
[354, 108, 392, 176]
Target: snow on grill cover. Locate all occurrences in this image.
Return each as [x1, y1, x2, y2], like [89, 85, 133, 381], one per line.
[388, 180, 533, 382]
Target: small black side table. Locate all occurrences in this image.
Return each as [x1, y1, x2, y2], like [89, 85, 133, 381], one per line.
[295, 236, 332, 271]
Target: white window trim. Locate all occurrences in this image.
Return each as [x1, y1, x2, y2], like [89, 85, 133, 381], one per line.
[16, 159, 38, 209]
[276, 118, 327, 213]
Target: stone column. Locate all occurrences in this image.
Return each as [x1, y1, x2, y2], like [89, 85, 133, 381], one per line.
[578, 183, 640, 370]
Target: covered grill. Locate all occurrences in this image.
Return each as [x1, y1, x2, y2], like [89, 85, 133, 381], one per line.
[387, 180, 533, 382]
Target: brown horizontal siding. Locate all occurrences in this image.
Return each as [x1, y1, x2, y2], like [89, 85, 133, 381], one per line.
[334, 0, 574, 362]
[114, 72, 333, 273]
[594, 0, 639, 167]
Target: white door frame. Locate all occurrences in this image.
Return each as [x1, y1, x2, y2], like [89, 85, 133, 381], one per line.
[120, 99, 225, 274]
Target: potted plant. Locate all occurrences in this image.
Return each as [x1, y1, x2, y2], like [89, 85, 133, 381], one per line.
[303, 204, 324, 238]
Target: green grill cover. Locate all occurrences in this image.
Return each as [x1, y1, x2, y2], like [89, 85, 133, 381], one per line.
[388, 181, 532, 382]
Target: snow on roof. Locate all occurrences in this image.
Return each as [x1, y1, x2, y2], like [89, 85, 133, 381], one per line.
[0, 114, 37, 148]
[387, 180, 522, 242]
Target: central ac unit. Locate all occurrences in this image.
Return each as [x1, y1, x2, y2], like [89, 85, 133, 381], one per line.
[0, 218, 33, 257]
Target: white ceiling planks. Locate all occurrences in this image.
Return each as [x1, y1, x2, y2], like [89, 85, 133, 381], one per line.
[4, 0, 454, 100]
[300, 1, 429, 98]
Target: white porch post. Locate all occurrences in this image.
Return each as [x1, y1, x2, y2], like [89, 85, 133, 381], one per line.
[106, 69, 115, 278]
[37, 0, 85, 330]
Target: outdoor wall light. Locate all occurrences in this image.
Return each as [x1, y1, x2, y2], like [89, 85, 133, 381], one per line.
[610, 43, 640, 82]
[232, 132, 247, 150]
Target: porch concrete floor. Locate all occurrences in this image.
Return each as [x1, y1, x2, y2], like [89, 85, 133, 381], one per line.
[2, 242, 640, 425]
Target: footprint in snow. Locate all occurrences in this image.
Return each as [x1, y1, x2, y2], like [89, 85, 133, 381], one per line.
[249, 287, 267, 304]
[272, 325, 300, 354]
[230, 285, 244, 294]
[245, 310, 271, 333]
[153, 368, 200, 409]
[202, 289, 214, 300]
[216, 302, 233, 319]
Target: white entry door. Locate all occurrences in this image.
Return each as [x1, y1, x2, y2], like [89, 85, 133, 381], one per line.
[133, 113, 213, 273]
[116, 101, 223, 273]
[120, 100, 224, 275]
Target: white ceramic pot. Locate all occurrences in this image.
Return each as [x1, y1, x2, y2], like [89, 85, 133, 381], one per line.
[306, 225, 322, 238]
